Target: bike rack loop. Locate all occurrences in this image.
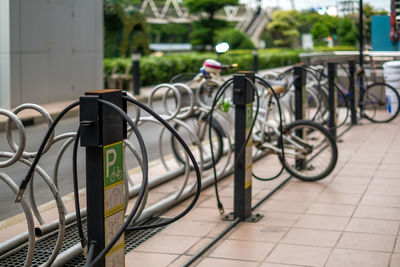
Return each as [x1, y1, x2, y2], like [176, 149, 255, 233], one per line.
[0, 88, 205, 266]
[0, 65, 346, 266]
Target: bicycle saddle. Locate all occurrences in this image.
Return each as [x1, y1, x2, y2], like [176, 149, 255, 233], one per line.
[265, 80, 287, 95]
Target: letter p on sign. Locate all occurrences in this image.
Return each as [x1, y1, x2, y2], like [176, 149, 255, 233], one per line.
[106, 149, 117, 177]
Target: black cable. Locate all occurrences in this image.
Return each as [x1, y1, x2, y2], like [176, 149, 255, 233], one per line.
[85, 241, 96, 267]
[15, 101, 80, 202]
[306, 64, 350, 129]
[252, 76, 286, 181]
[72, 127, 86, 250]
[207, 78, 235, 214]
[88, 99, 149, 266]
[122, 95, 202, 231]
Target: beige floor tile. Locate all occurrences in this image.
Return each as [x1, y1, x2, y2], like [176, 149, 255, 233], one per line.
[198, 196, 233, 209]
[134, 235, 200, 254]
[260, 263, 303, 267]
[345, 163, 379, 170]
[197, 258, 258, 267]
[294, 214, 349, 231]
[391, 254, 400, 267]
[337, 232, 396, 252]
[306, 203, 356, 217]
[316, 192, 362, 205]
[125, 252, 177, 267]
[370, 178, 400, 187]
[256, 199, 309, 213]
[257, 212, 302, 227]
[378, 164, 400, 172]
[374, 170, 400, 178]
[228, 223, 288, 243]
[281, 228, 341, 247]
[365, 186, 400, 197]
[337, 168, 375, 177]
[323, 184, 367, 194]
[209, 239, 275, 261]
[266, 244, 330, 266]
[281, 181, 326, 192]
[161, 220, 217, 237]
[164, 207, 225, 222]
[331, 176, 372, 185]
[354, 206, 400, 220]
[325, 249, 391, 267]
[345, 218, 400, 235]
[361, 194, 400, 208]
[271, 190, 320, 202]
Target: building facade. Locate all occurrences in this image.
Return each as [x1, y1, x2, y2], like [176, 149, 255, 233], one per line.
[0, 0, 103, 109]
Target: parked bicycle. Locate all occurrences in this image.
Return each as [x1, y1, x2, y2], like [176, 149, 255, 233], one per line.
[253, 79, 338, 181]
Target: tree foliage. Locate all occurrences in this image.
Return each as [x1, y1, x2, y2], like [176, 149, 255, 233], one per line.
[266, 10, 300, 47]
[183, 0, 239, 50]
[311, 22, 330, 45]
[104, 0, 150, 57]
[338, 17, 358, 45]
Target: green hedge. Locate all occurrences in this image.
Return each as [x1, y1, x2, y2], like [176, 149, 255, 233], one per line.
[104, 47, 356, 87]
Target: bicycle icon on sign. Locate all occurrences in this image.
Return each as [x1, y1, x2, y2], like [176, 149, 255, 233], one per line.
[109, 166, 122, 183]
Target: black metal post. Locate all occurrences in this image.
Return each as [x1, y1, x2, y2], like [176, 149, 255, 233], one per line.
[293, 66, 305, 168]
[359, 0, 363, 68]
[293, 66, 306, 121]
[253, 49, 259, 74]
[328, 63, 337, 139]
[80, 89, 126, 267]
[231, 71, 261, 222]
[348, 60, 357, 124]
[132, 52, 141, 95]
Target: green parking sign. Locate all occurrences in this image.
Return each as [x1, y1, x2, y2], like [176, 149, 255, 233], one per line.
[104, 141, 123, 188]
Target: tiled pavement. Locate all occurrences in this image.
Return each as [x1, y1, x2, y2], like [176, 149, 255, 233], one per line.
[124, 117, 400, 266]
[0, 109, 399, 266]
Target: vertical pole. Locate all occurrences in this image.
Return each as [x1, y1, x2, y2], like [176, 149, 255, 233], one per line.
[293, 66, 305, 169]
[80, 89, 126, 267]
[328, 63, 337, 139]
[132, 52, 141, 95]
[348, 60, 358, 124]
[359, 0, 364, 69]
[293, 66, 305, 121]
[253, 49, 259, 74]
[233, 71, 254, 221]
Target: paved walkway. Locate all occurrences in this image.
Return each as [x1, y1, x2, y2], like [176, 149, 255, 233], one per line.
[124, 118, 400, 266]
[0, 115, 399, 266]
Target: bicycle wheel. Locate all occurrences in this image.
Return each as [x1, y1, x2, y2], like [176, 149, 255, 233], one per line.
[363, 82, 400, 123]
[278, 120, 338, 181]
[171, 113, 224, 170]
[196, 79, 221, 109]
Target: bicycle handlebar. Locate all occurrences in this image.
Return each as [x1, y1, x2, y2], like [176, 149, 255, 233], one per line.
[221, 63, 238, 71]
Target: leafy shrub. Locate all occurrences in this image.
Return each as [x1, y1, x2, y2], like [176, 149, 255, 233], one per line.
[104, 47, 355, 87]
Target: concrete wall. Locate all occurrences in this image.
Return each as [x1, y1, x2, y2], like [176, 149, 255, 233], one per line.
[0, 0, 11, 108]
[0, 0, 103, 109]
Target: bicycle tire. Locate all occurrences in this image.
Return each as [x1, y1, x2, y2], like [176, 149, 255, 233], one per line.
[170, 113, 224, 170]
[363, 82, 400, 123]
[278, 120, 338, 181]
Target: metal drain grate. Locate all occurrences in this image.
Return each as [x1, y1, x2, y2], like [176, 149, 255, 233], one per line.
[0, 217, 167, 267]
